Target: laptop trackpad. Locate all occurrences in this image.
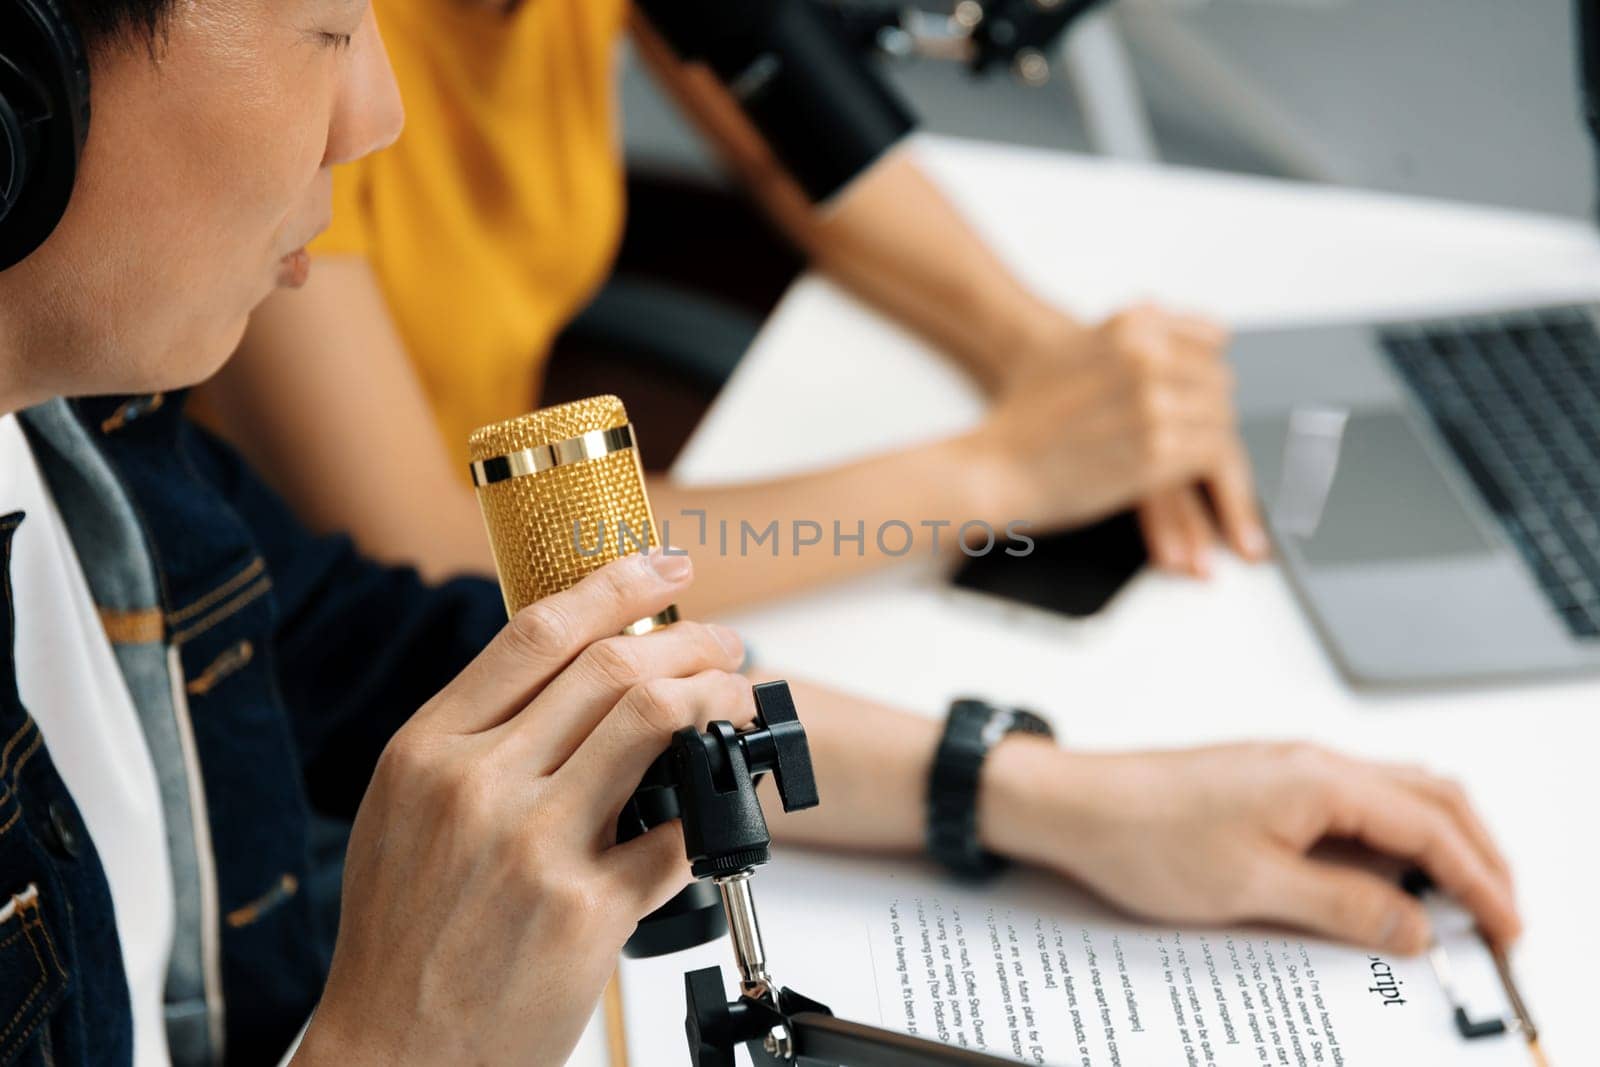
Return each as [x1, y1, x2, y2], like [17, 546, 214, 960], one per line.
[1247, 411, 1495, 565]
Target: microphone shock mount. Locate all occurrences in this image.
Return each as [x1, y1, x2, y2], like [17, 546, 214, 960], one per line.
[621, 681, 1025, 1067]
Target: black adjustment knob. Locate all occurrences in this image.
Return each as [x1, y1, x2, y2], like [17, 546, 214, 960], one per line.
[748, 681, 818, 813]
[685, 968, 737, 1067]
[684, 966, 789, 1067]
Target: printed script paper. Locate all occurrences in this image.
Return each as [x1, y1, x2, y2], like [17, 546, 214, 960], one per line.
[620, 851, 1526, 1066]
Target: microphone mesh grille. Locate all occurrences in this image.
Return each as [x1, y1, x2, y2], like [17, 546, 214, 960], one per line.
[469, 395, 659, 618]
[468, 395, 630, 457]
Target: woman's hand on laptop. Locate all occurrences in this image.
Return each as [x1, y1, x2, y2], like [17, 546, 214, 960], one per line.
[294, 553, 752, 1067]
[982, 738, 1520, 954]
[974, 303, 1269, 576]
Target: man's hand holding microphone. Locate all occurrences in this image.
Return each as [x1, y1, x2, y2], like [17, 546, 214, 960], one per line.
[295, 552, 748, 1066]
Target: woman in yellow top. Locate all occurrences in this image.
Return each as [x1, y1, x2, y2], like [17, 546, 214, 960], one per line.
[196, 0, 1268, 618]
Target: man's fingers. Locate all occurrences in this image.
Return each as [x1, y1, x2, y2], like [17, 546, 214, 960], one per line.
[1144, 384, 1236, 436]
[505, 620, 746, 775]
[1167, 313, 1230, 351]
[1254, 857, 1433, 954]
[558, 670, 757, 819]
[604, 822, 694, 921]
[1142, 341, 1235, 396]
[1140, 488, 1215, 577]
[1385, 767, 1515, 889]
[1134, 350, 1236, 439]
[1138, 493, 1186, 571]
[1156, 424, 1239, 492]
[1326, 777, 1522, 949]
[1113, 306, 1228, 359]
[1206, 444, 1270, 562]
[1170, 487, 1216, 577]
[422, 552, 695, 734]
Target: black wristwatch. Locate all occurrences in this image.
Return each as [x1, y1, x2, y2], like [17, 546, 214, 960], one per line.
[927, 698, 1055, 881]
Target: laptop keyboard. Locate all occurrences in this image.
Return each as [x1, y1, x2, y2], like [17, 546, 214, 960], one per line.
[1381, 307, 1600, 640]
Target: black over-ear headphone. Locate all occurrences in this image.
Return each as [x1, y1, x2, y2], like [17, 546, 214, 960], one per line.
[0, 0, 89, 271]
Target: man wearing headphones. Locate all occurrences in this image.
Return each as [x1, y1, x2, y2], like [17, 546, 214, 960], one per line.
[0, 2, 1521, 1065]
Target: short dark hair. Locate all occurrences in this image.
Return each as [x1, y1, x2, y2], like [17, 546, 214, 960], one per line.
[64, 0, 172, 46]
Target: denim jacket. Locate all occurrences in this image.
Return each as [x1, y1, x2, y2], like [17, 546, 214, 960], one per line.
[0, 394, 506, 1066]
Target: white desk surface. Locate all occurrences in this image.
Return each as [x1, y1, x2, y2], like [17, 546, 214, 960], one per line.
[572, 134, 1600, 1066]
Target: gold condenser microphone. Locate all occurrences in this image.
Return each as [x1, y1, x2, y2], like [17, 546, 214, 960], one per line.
[469, 393, 678, 634]
[471, 395, 792, 978]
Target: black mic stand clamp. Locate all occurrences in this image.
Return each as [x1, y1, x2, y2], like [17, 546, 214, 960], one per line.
[627, 682, 1025, 1067]
[685, 966, 1025, 1067]
[620, 680, 819, 996]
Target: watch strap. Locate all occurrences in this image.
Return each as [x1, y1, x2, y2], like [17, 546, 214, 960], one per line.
[928, 699, 1053, 881]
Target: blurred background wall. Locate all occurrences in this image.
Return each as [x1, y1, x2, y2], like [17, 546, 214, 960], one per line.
[619, 0, 1596, 219]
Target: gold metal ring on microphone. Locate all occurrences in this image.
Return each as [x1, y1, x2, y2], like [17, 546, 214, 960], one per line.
[469, 424, 637, 487]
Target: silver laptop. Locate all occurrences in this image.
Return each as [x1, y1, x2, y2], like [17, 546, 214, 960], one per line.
[1232, 305, 1600, 685]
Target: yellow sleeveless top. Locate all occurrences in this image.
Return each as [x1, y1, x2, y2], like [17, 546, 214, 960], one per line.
[313, 0, 628, 473]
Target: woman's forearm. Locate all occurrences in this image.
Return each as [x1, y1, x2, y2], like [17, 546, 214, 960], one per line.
[756, 672, 1057, 866]
[782, 151, 1065, 392]
[756, 673, 938, 854]
[649, 432, 1016, 619]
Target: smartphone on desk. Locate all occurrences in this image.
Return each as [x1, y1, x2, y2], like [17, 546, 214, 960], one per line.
[950, 512, 1147, 618]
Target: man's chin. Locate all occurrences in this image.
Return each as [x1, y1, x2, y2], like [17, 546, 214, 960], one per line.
[150, 315, 254, 396]
[197, 317, 253, 385]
